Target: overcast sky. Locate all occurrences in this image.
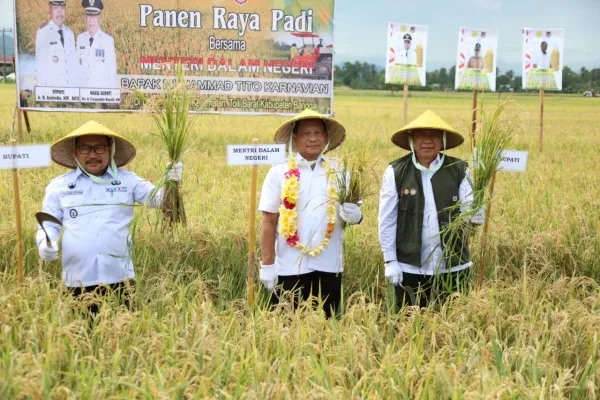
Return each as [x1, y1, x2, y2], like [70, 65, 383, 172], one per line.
[2, 0, 599, 71]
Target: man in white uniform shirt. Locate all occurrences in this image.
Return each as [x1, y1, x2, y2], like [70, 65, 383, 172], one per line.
[397, 34, 416, 66]
[533, 41, 550, 69]
[77, 0, 118, 88]
[35, 0, 78, 87]
[258, 109, 362, 318]
[378, 110, 484, 308]
[37, 121, 182, 314]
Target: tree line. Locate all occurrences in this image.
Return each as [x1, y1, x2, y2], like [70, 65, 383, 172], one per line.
[334, 61, 600, 93]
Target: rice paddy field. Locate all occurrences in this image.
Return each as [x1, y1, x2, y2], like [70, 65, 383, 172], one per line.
[0, 83, 599, 398]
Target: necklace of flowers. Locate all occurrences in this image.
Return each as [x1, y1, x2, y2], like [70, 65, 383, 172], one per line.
[278, 153, 337, 257]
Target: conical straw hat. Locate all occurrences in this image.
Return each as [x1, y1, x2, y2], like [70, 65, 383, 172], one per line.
[391, 110, 465, 150]
[51, 120, 136, 169]
[274, 109, 346, 152]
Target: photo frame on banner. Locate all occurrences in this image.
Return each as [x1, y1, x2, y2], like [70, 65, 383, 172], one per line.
[13, 0, 336, 115]
[385, 23, 428, 87]
[455, 27, 498, 91]
[522, 28, 564, 90]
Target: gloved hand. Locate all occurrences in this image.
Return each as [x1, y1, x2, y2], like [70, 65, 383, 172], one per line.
[384, 261, 403, 286]
[166, 162, 183, 182]
[471, 207, 485, 225]
[259, 264, 278, 291]
[39, 240, 59, 261]
[339, 203, 362, 225]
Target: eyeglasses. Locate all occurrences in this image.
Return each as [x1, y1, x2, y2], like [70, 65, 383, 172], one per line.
[77, 144, 108, 155]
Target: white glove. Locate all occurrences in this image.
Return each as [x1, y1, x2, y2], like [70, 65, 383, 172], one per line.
[259, 264, 278, 291]
[339, 203, 362, 225]
[384, 261, 403, 286]
[471, 207, 485, 225]
[38, 240, 59, 261]
[166, 162, 183, 182]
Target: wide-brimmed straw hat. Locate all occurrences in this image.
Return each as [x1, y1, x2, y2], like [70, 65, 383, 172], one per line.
[274, 109, 346, 153]
[51, 120, 136, 169]
[391, 110, 465, 150]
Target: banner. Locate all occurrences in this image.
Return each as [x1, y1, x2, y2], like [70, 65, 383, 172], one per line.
[14, 0, 335, 115]
[455, 27, 497, 91]
[522, 28, 564, 90]
[385, 22, 428, 86]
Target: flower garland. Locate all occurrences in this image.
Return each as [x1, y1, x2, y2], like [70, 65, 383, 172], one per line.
[278, 153, 337, 257]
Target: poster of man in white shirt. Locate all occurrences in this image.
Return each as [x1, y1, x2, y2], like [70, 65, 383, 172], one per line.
[522, 28, 564, 90]
[35, 1, 79, 88]
[385, 23, 428, 87]
[77, 0, 119, 91]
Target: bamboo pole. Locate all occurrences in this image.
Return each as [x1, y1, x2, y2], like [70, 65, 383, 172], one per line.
[539, 89, 544, 152]
[11, 139, 24, 282]
[247, 138, 259, 307]
[403, 84, 408, 125]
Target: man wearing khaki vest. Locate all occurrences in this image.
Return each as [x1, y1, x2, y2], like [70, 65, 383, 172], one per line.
[378, 110, 484, 308]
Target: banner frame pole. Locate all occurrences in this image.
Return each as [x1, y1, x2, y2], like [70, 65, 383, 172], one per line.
[539, 89, 544, 152]
[403, 84, 409, 125]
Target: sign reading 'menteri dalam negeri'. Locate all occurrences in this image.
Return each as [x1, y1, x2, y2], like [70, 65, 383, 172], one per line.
[0, 144, 51, 169]
[227, 144, 286, 166]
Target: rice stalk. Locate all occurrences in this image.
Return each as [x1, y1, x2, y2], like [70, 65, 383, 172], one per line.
[331, 149, 372, 228]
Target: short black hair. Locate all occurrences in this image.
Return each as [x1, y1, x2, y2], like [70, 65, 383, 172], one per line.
[74, 135, 111, 147]
[292, 119, 328, 135]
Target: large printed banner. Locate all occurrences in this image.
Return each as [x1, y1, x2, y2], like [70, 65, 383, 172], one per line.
[454, 27, 498, 91]
[14, 0, 335, 115]
[522, 28, 564, 90]
[385, 22, 428, 87]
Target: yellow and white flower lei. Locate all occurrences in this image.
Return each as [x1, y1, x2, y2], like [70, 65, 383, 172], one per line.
[278, 154, 337, 257]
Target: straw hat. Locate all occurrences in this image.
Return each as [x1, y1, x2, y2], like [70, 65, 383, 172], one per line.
[391, 110, 465, 150]
[51, 120, 136, 169]
[274, 109, 346, 153]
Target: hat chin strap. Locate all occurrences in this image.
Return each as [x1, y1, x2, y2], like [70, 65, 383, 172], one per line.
[74, 139, 119, 184]
[409, 132, 446, 173]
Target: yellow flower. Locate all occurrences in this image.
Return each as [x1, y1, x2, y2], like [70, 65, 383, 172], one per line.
[326, 205, 336, 219]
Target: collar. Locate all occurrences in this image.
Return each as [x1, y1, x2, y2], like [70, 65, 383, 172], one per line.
[74, 166, 117, 180]
[89, 28, 103, 38]
[295, 152, 326, 168]
[48, 20, 62, 31]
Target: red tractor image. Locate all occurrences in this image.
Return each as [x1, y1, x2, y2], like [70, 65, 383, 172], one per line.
[290, 32, 333, 80]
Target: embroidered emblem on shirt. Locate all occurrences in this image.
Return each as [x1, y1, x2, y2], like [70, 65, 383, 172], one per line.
[111, 180, 121, 186]
[69, 209, 78, 218]
[452, 196, 458, 202]
[106, 187, 127, 196]
[61, 190, 83, 197]
[68, 182, 76, 189]
[403, 188, 409, 196]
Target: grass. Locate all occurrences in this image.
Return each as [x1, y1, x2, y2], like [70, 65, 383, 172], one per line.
[0, 84, 599, 398]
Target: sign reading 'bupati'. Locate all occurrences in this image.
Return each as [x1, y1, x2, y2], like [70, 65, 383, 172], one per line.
[15, 0, 335, 115]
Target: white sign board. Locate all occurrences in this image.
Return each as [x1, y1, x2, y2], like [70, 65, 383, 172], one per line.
[0, 144, 51, 169]
[227, 144, 286, 166]
[498, 150, 528, 172]
[385, 22, 428, 86]
[455, 27, 498, 91]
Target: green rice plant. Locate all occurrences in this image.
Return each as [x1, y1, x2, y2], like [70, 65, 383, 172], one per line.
[145, 66, 194, 228]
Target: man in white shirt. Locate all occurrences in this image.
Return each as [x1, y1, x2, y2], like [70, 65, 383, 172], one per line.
[533, 41, 550, 69]
[378, 110, 484, 308]
[397, 34, 416, 66]
[77, 0, 118, 89]
[37, 120, 182, 314]
[258, 109, 362, 318]
[35, 0, 78, 88]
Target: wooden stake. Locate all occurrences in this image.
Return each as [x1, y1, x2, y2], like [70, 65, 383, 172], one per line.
[471, 90, 478, 147]
[403, 84, 408, 125]
[17, 108, 23, 143]
[477, 172, 497, 287]
[247, 138, 259, 307]
[11, 139, 24, 282]
[23, 111, 31, 134]
[539, 89, 544, 153]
